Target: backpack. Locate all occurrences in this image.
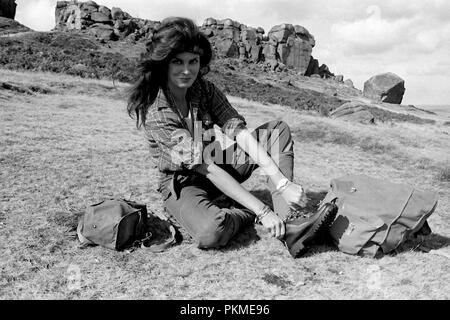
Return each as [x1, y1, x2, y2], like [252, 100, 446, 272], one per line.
[321, 175, 439, 257]
[77, 199, 177, 252]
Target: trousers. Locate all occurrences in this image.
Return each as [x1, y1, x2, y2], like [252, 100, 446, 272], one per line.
[161, 120, 294, 248]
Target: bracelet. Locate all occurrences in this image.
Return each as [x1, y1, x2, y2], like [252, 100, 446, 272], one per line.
[255, 204, 271, 223]
[271, 178, 291, 196]
[276, 178, 290, 191]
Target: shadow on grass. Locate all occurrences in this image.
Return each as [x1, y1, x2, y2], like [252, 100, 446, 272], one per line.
[222, 224, 261, 251]
[392, 233, 450, 256]
[47, 209, 83, 231]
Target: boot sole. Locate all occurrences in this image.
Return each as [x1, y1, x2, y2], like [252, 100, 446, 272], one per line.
[288, 203, 338, 258]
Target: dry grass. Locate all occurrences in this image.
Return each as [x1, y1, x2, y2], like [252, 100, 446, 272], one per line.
[1, 69, 450, 300]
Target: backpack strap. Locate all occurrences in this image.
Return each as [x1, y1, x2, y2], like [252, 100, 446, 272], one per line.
[140, 225, 177, 253]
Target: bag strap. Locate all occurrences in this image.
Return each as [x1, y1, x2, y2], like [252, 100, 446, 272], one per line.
[379, 187, 414, 245]
[137, 225, 177, 253]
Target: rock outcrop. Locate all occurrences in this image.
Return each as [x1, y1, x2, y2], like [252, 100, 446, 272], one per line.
[53, 1, 338, 76]
[266, 23, 315, 74]
[330, 101, 375, 124]
[202, 19, 320, 75]
[54, 2, 324, 75]
[0, 0, 16, 19]
[363, 72, 405, 104]
[304, 56, 334, 78]
[54, 0, 159, 42]
[202, 18, 263, 63]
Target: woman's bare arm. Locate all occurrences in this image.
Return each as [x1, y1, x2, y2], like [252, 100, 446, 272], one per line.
[198, 162, 285, 239]
[233, 127, 307, 208]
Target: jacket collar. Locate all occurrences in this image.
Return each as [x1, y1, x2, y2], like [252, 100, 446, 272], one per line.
[155, 78, 202, 111]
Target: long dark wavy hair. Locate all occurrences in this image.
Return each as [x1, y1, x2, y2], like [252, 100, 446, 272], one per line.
[127, 17, 213, 128]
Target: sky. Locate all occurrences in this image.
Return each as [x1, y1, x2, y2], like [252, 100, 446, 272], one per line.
[14, 0, 450, 106]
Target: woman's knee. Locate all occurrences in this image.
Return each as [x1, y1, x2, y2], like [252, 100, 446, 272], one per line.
[264, 120, 293, 152]
[274, 120, 291, 136]
[196, 212, 232, 249]
[262, 120, 291, 138]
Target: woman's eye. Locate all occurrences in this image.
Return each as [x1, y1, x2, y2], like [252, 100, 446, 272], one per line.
[191, 59, 199, 64]
[171, 60, 182, 65]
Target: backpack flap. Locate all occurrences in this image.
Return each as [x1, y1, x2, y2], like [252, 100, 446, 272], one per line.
[330, 201, 385, 256]
[115, 211, 144, 250]
[327, 175, 387, 257]
[81, 199, 140, 250]
[380, 188, 438, 253]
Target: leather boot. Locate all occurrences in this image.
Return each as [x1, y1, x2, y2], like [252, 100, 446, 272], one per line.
[283, 202, 338, 258]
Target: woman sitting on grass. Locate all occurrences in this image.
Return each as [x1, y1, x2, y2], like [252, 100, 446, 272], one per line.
[127, 17, 336, 257]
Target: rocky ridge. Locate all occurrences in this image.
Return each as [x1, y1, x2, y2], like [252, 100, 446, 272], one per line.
[54, 1, 334, 79]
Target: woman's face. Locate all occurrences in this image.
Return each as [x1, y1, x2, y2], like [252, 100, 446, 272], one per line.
[167, 52, 200, 91]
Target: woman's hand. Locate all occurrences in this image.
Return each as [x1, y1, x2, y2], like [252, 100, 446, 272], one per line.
[260, 212, 285, 239]
[279, 181, 308, 210]
[257, 206, 286, 239]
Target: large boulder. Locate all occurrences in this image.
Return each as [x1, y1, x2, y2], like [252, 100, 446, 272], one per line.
[216, 18, 241, 42]
[330, 102, 376, 124]
[88, 23, 115, 41]
[79, 0, 98, 19]
[215, 38, 239, 58]
[268, 23, 295, 43]
[363, 72, 405, 104]
[80, 1, 99, 11]
[90, 11, 111, 24]
[0, 0, 16, 19]
[277, 36, 312, 74]
[98, 5, 111, 17]
[55, 2, 82, 30]
[265, 23, 314, 74]
[344, 79, 354, 88]
[202, 18, 247, 59]
[318, 63, 334, 78]
[305, 56, 319, 76]
[111, 7, 130, 20]
[203, 17, 217, 28]
[241, 28, 261, 62]
[262, 43, 277, 61]
[294, 25, 315, 47]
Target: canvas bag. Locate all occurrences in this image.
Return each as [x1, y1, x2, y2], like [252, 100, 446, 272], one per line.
[77, 199, 177, 252]
[321, 174, 439, 257]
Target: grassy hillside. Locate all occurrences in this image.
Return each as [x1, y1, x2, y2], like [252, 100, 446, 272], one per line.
[0, 31, 347, 113]
[0, 31, 140, 82]
[1, 69, 449, 299]
[0, 17, 31, 36]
